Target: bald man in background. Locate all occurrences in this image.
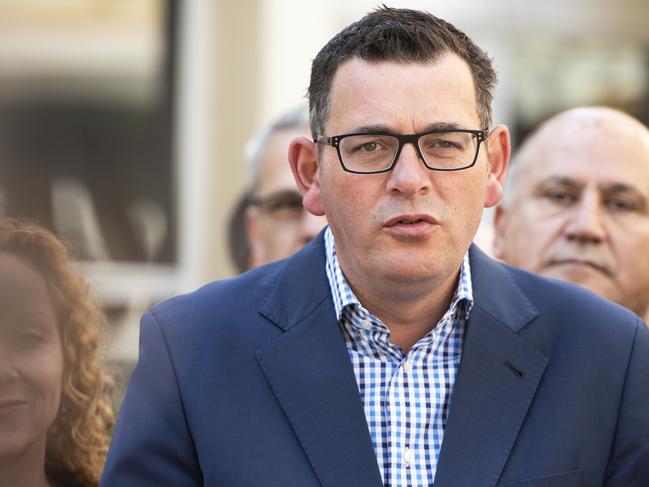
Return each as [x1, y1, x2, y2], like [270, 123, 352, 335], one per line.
[494, 107, 649, 322]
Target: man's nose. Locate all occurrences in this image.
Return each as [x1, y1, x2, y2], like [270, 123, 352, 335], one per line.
[385, 142, 431, 197]
[299, 210, 327, 243]
[564, 193, 606, 244]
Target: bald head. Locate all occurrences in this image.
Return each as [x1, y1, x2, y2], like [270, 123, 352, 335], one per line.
[504, 107, 649, 205]
[495, 107, 649, 319]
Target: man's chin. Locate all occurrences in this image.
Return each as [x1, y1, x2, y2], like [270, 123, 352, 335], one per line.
[380, 257, 460, 288]
[542, 265, 614, 298]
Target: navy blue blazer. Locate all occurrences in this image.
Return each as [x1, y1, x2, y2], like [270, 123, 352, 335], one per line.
[101, 232, 649, 487]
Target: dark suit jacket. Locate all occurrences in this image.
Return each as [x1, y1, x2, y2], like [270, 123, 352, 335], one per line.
[101, 233, 649, 487]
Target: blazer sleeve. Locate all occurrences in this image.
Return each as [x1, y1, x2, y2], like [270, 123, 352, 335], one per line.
[604, 318, 649, 486]
[100, 311, 203, 487]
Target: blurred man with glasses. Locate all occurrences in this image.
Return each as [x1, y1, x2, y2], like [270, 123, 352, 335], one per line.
[103, 8, 649, 487]
[494, 107, 649, 323]
[228, 106, 327, 272]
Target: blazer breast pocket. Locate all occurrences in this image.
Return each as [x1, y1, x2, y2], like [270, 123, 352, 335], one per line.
[497, 469, 582, 487]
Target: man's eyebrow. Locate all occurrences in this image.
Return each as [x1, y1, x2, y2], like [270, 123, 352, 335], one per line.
[538, 178, 646, 195]
[351, 122, 463, 135]
[421, 122, 463, 132]
[603, 182, 643, 195]
[535, 176, 581, 190]
[352, 124, 393, 134]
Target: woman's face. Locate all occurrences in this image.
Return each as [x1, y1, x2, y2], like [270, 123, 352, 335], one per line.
[0, 252, 64, 461]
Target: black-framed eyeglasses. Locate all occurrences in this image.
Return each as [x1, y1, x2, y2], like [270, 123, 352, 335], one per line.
[248, 190, 304, 222]
[315, 128, 488, 174]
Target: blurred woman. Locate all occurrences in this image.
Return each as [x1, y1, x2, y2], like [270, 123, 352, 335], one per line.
[0, 218, 114, 487]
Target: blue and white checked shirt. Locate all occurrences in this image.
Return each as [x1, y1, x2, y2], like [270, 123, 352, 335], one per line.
[324, 227, 473, 486]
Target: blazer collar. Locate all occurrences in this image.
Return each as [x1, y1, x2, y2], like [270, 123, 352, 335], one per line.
[257, 237, 547, 487]
[468, 244, 539, 333]
[256, 229, 384, 487]
[258, 228, 331, 333]
[434, 245, 548, 487]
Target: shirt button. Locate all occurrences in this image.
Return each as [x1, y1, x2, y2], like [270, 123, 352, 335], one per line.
[403, 359, 412, 373]
[403, 446, 412, 467]
[361, 319, 373, 330]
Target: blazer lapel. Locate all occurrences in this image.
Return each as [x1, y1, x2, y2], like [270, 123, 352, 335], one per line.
[255, 232, 384, 487]
[434, 246, 549, 487]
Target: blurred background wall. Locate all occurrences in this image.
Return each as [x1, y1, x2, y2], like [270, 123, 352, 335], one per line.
[0, 0, 647, 388]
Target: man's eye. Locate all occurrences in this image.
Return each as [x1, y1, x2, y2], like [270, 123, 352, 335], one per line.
[253, 191, 303, 216]
[429, 139, 461, 150]
[353, 140, 388, 153]
[258, 193, 304, 220]
[606, 198, 637, 213]
[361, 142, 379, 152]
[543, 190, 576, 205]
[347, 138, 391, 153]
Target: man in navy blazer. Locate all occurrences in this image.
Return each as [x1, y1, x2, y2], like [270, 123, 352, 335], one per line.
[102, 7, 649, 487]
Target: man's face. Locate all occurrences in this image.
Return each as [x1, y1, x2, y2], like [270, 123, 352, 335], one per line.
[494, 116, 649, 316]
[297, 55, 508, 294]
[246, 127, 327, 268]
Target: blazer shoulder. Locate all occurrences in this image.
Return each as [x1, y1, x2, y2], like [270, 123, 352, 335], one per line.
[503, 262, 643, 340]
[149, 259, 288, 335]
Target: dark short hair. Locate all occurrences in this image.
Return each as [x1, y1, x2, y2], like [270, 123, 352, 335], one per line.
[308, 6, 496, 137]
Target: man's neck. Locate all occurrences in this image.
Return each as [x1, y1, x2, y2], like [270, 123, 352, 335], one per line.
[348, 269, 460, 353]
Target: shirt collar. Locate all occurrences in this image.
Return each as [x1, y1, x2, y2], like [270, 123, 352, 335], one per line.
[324, 226, 474, 322]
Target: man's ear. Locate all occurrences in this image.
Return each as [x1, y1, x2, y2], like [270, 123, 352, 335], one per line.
[288, 136, 325, 216]
[483, 124, 511, 208]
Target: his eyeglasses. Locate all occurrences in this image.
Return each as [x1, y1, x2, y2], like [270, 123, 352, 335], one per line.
[316, 128, 488, 174]
[248, 190, 304, 222]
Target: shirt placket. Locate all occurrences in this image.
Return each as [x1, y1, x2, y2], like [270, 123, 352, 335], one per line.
[326, 228, 472, 487]
[384, 345, 422, 486]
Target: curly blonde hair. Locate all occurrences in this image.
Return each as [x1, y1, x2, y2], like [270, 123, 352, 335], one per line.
[0, 217, 114, 487]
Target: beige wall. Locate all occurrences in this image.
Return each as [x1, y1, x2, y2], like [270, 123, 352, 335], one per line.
[208, 0, 263, 280]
